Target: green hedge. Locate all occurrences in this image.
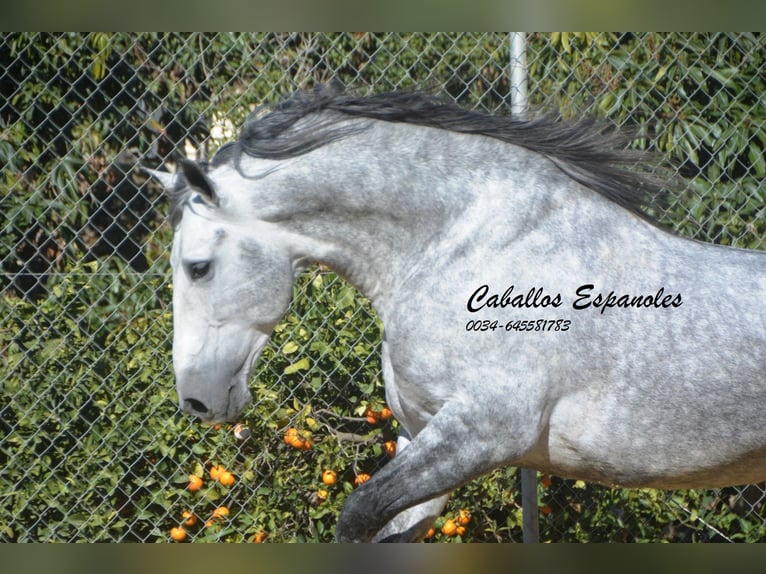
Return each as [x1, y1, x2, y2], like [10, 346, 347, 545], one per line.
[6, 260, 766, 542]
[2, 33, 766, 542]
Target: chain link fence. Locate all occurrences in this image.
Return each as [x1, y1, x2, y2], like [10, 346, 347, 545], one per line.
[2, 32, 765, 542]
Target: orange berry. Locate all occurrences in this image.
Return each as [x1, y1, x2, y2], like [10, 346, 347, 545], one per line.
[212, 506, 230, 519]
[457, 508, 472, 526]
[287, 435, 304, 449]
[365, 408, 379, 424]
[300, 438, 312, 451]
[209, 464, 224, 481]
[456, 525, 466, 537]
[424, 527, 436, 539]
[181, 511, 197, 527]
[219, 471, 236, 487]
[541, 473, 552, 489]
[353, 473, 371, 487]
[284, 427, 299, 444]
[322, 470, 338, 486]
[379, 407, 393, 420]
[384, 440, 397, 458]
[187, 474, 203, 492]
[252, 531, 267, 543]
[441, 519, 458, 536]
[540, 504, 553, 515]
[316, 489, 329, 502]
[170, 526, 187, 541]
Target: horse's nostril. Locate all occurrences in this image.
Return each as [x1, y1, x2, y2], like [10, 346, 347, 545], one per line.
[185, 398, 209, 415]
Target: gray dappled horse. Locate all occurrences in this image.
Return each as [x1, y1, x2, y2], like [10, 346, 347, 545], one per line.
[150, 87, 766, 542]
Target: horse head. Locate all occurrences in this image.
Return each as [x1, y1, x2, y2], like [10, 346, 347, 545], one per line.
[150, 159, 295, 423]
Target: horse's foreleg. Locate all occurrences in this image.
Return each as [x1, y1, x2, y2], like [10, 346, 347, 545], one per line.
[336, 399, 528, 542]
[371, 494, 450, 542]
[370, 431, 449, 542]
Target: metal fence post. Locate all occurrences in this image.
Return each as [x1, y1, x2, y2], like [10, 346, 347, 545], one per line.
[509, 31, 540, 544]
[510, 32, 529, 119]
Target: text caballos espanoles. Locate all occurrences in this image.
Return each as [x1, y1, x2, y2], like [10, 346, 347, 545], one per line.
[466, 284, 683, 315]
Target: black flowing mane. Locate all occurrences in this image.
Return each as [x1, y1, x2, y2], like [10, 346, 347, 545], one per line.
[210, 85, 674, 223]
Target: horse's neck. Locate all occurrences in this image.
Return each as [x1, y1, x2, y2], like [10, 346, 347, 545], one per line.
[251, 122, 484, 309]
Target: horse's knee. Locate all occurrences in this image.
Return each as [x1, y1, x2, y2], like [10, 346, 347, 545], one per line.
[336, 465, 451, 542]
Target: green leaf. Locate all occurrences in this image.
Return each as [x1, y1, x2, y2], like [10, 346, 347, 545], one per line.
[281, 341, 300, 355]
[748, 142, 766, 177]
[283, 357, 310, 375]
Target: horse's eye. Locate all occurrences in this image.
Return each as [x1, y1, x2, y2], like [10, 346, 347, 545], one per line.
[187, 261, 212, 280]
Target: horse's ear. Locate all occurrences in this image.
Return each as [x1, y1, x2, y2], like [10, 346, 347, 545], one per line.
[145, 167, 177, 190]
[179, 158, 219, 207]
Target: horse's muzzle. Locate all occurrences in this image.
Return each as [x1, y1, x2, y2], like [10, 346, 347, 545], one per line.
[176, 375, 252, 424]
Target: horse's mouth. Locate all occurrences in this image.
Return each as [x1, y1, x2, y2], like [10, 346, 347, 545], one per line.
[217, 335, 269, 421]
[178, 332, 271, 424]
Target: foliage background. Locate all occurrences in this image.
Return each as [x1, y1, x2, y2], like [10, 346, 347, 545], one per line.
[1, 32, 765, 542]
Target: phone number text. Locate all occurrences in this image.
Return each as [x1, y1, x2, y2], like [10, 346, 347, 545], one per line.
[465, 319, 571, 333]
